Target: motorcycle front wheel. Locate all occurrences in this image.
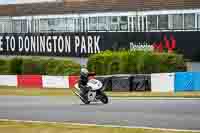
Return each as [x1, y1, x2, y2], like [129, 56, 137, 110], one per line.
[81, 98, 90, 104]
[74, 91, 90, 104]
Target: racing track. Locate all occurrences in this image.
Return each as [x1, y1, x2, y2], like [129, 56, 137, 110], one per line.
[0, 96, 200, 130]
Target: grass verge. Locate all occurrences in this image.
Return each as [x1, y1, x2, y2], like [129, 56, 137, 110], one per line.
[0, 121, 198, 133]
[0, 86, 200, 97]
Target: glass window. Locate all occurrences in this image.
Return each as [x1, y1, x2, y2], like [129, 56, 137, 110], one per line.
[184, 14, 195, 30]
[147, 15, 157, 30]
[12, 20, 27, 33]
[47, 18, 66, 32]
[143, 16, 147, 31]
[111, 24, 118, 31]
[31, 19, 40, 33]
[66, 18, 74, 32]
[13, 20, 21, 33]
[120, 16, 128, 22]
[132, 17, 138, 31]
[112, 16, 118, 23]
[21, 20, 27, 33]
[89, 17, 98, 31]
[139, 16, 143, 31]
[90, 17, 97, 24]
[172, 14, 183, 30]
[40, 18, 66, 32]
[119, 16, 128, 31]
[128, 17, 132, 31]
[48, 19, 56, 26]
[158, 15, 168, 29]
[98, 16, 110, 31]
[39, 19, 48, 32]
[98, 16, 107, 23]
[0, 22, 3, 33]
[198, 14, 200, 29]
[111, 16, 119, 31]
[0, 19, 12, 33]
[120, 23, 128, 31]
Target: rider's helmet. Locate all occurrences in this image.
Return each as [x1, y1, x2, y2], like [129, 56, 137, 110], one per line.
[80, 67, 89, 79]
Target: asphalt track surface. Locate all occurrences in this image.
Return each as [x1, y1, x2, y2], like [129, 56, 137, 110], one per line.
[0, 96, 200, 130]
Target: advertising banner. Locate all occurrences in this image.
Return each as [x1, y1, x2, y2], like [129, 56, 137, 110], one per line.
[0, 32, 200, 61]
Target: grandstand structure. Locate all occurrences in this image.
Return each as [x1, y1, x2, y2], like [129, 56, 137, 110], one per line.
[0, 0, 199, 33]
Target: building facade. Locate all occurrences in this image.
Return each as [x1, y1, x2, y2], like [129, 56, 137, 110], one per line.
[0, 0, 199, 33]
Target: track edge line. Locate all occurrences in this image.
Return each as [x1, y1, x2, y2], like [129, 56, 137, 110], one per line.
[0, 119, 199, 132]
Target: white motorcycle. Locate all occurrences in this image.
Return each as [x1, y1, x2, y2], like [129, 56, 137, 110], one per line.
[73, 78, 109, 104]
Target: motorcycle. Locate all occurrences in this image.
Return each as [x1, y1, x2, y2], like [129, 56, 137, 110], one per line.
[73, 78, 109, 104]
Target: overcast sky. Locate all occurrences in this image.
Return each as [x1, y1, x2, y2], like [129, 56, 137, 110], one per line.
[0, 0, 16, 4]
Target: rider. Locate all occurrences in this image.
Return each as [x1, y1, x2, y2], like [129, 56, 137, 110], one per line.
[79, 67, 95, 99]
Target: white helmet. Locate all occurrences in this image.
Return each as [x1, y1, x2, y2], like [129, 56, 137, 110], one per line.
[80, 68, 89, 77]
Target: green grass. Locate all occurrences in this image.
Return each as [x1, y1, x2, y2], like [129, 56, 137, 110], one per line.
[0, 87, 73, 96]
[0, 121, 198, 133]
[0, 86, 200, 97]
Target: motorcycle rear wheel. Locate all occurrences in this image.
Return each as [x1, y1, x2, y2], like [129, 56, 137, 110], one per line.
[100, 92, 108, 104]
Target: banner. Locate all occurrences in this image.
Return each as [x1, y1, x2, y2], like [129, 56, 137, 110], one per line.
[175, 72, 193, 92]
[0, 32, 200, 61]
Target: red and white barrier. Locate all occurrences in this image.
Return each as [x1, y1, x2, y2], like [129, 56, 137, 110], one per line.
[68, 76, 79, 88]
[0, 75, 71, 89]
[151, 73, 175, 92]
[0, 75, 17, 87]
[17, 75, 43, 89]
[42, 76, 69, 88]
[0, 74, 175, 92]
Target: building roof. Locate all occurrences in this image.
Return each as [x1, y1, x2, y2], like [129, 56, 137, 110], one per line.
[0, 0, 200, 16]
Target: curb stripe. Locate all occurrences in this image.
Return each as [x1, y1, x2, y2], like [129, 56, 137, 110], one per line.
[0, 119, 199, 132]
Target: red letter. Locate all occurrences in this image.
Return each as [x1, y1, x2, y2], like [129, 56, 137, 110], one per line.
[153, 42, 163, 52]
[165, 35, 176, 53]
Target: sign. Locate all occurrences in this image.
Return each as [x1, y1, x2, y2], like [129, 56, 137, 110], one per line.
[0, 32, 200, 61]
[0, 33, 101, 57]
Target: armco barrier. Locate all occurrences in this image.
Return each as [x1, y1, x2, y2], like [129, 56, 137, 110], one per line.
[151, 73, 175, 92]
[42, 76, 69, 88]
[175, 72, 193, 92]
[17, 75, 43, 88]
[0, 75, 17, 87]
[95, 76, 112, 91]
[130, 74, 151, 92]
[112, 75, 130, 92]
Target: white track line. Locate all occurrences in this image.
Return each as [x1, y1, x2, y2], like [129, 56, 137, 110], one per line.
[111, 97, 200, 100]
[0, 119, 200, 132]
